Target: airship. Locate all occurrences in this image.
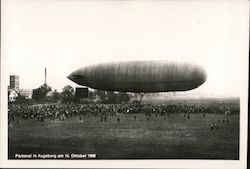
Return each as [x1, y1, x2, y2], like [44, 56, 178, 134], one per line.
[67, 60, 206, 93]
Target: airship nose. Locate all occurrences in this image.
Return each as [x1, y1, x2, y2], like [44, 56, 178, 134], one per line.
[67, 71, 79, 83]
[67, 69, 87, 86]
[67, 73, 75, 82]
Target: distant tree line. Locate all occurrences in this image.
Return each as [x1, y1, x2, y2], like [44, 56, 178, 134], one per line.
[29, 84, 130, 104]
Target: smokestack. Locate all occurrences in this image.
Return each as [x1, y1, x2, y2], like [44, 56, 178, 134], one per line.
[45, 67, 47, 85]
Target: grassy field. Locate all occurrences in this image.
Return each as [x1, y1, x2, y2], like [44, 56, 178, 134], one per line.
[8, 104, 239, 159]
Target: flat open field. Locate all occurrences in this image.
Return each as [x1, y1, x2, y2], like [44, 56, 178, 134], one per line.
[8, 101, 239, 159]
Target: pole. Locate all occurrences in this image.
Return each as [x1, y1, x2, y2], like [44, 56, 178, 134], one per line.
[45, 67, 47, 86]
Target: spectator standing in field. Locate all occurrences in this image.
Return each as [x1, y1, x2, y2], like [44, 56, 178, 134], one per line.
[210, 122, 214, 131]
[210, 121, 218, 131]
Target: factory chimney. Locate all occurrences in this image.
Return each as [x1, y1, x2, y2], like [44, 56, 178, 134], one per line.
[45, 67, 47, 86]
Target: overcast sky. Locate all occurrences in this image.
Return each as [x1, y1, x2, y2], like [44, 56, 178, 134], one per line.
[2, 0, 249, 98]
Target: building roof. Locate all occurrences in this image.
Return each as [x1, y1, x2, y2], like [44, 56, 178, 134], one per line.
[8, 88, 19, 96]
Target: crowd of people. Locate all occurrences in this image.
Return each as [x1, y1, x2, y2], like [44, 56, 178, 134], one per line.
[8, 102, 239, 125]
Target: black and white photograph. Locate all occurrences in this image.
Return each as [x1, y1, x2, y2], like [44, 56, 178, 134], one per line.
[0, 0, 249, 168]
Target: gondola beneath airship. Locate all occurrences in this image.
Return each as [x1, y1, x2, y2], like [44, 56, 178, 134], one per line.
[67, 60, 206, 94]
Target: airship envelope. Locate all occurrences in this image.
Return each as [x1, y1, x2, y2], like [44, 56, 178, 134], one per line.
[67, 60, 207, 93]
